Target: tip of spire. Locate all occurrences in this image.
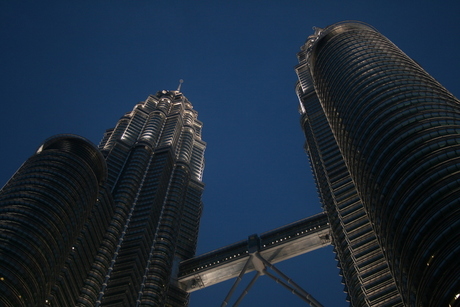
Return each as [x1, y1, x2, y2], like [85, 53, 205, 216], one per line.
[177, 79, 184, 92]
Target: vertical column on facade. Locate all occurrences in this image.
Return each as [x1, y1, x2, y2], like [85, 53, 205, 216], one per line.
[102, 115, 131, 150]
[177, 128, 194, 163]
[138, 162, 192, 306]
[165, 107, 205, 306]
[120, 109, 149, 147]
[157, 115, 182, 149]
[133, 97, 202, 306]
[136, 99, 188, 305]
[99, 145, 155, 306]
[140, 111, 167, 147]
[190, 141, 206, 181]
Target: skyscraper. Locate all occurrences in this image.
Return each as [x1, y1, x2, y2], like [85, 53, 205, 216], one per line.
[295, 21, 460, 306]
[0, 89, 206, 306]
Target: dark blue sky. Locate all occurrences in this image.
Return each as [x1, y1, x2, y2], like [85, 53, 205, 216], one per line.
[1, 1, 459, 306]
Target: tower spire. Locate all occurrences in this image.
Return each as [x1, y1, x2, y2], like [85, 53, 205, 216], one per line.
[177, 79, 184, 92]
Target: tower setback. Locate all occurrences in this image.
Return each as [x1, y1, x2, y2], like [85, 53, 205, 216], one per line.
[296, 21, 460, 306]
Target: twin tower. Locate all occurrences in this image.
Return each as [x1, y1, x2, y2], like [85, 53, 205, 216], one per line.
[0, 22, 459, 306]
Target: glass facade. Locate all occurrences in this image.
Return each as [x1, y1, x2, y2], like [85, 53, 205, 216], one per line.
[0, 135, 106, 306]
[296, 21, 460, 306]
[0, 90, 206, 306]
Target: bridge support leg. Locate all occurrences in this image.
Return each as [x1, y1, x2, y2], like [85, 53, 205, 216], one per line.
[255, 253, 324, 307]
[232, 271, 261, 307]
[221, 255, 253, 307]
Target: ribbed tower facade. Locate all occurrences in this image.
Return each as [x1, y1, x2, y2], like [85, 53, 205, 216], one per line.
[0, 90, 206, 307]
[95, 90, 206, 306]
[0, 135, 107, 306]
[295, 22, 460, 306]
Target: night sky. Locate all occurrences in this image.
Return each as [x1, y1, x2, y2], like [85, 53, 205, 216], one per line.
[1, 1, 459, 306]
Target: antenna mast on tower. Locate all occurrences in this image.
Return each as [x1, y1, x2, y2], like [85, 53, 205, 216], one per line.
[177, 79, 184, 92]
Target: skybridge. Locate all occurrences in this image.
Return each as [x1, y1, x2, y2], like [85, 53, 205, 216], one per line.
[178, 212, 331, 305]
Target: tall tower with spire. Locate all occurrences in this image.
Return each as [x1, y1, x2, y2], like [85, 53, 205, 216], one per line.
[0, 89, 206, 307]
[95, 89, 206, 306]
